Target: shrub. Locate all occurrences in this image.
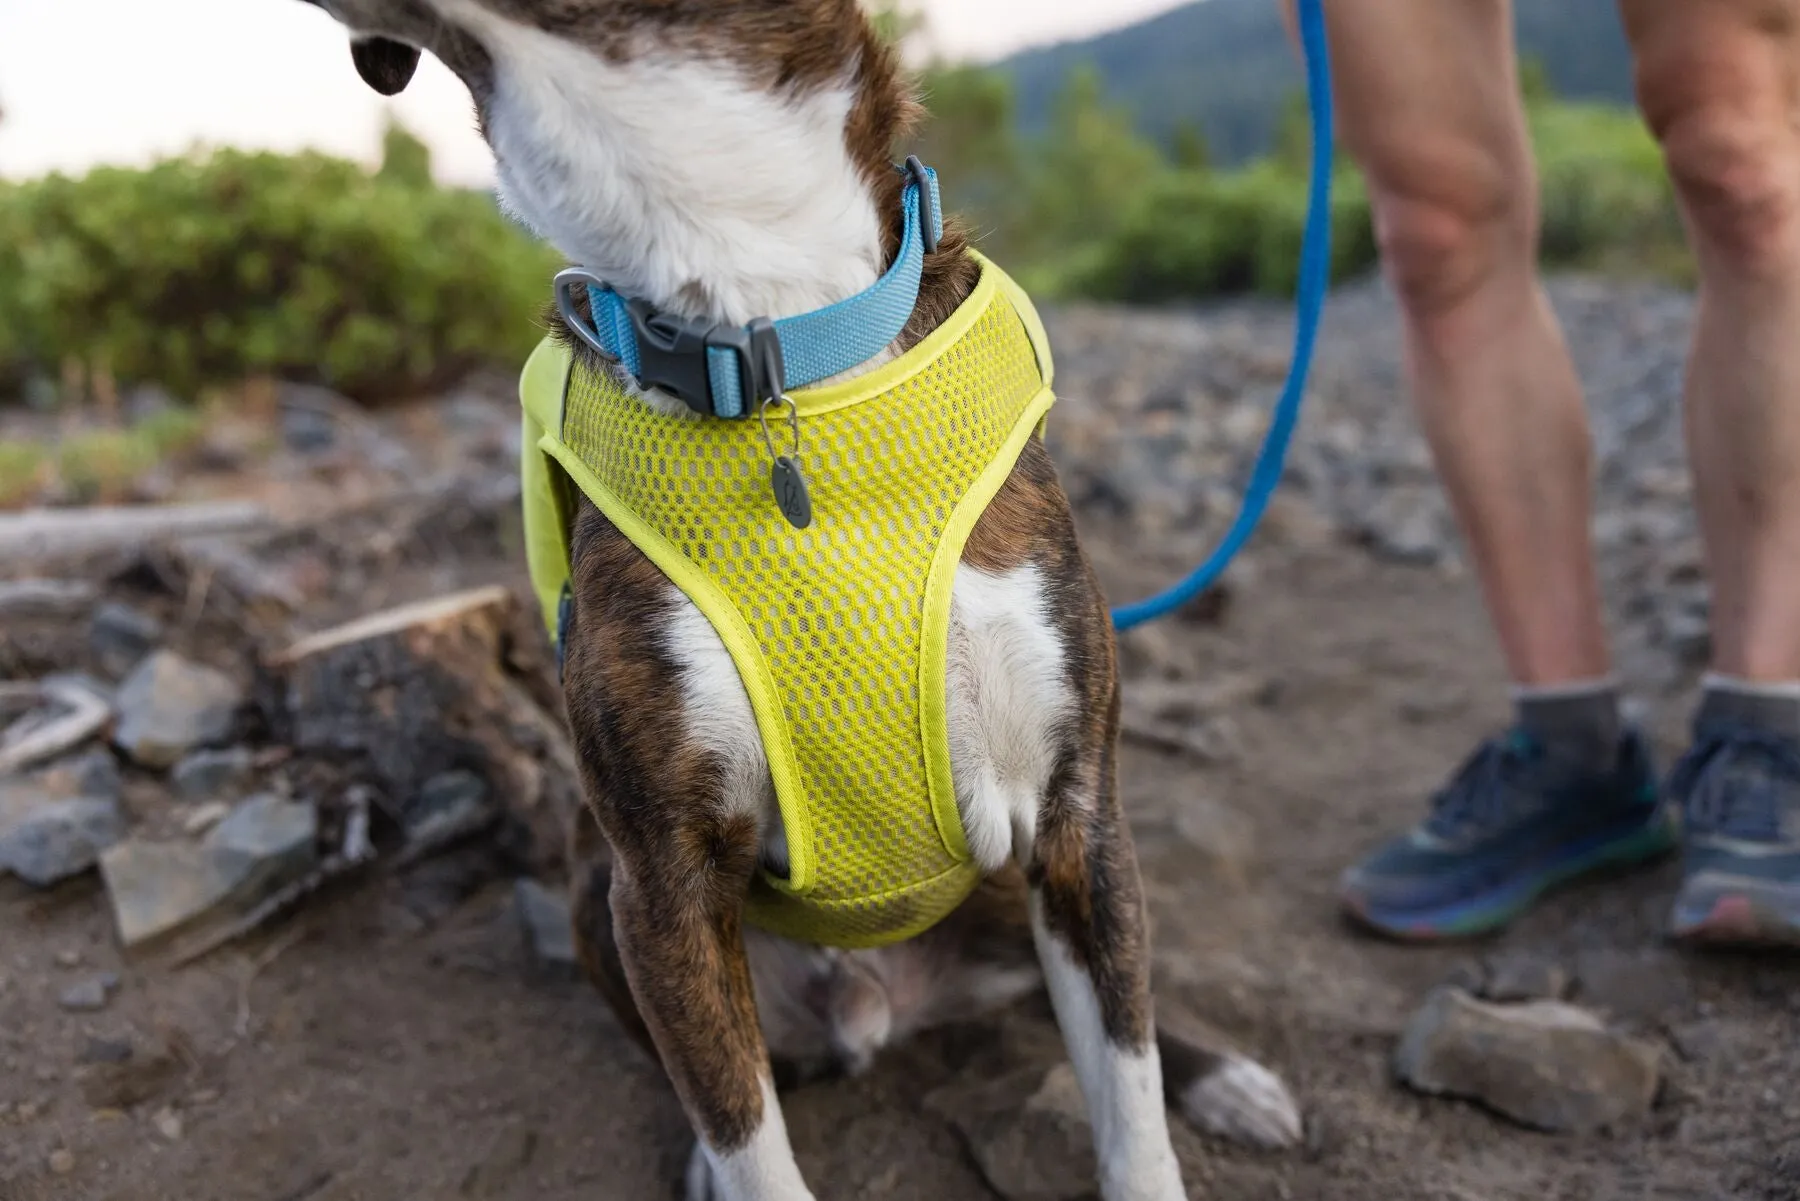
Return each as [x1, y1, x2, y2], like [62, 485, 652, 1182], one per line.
[0, 145, 562, 405]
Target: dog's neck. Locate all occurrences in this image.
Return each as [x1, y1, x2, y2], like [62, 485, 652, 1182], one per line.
[443, 1, 892, 329]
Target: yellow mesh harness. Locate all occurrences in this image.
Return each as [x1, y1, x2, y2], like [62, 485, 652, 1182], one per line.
[520, 257, 1055, 947]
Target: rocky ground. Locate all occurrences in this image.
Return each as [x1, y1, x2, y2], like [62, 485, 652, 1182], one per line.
[2, 273, 1796, 1201]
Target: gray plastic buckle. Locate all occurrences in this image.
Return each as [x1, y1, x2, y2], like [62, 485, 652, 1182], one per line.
[626, 304, 785, 418]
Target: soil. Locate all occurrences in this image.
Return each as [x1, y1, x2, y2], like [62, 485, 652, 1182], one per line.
[4, 289, 1799, 1201]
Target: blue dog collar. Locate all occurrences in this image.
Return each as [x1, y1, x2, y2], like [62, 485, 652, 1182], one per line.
[554, 156, 943, 419]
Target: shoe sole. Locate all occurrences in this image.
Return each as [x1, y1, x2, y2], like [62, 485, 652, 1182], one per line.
[1668, 872, 1800, 949]
[1341, 809, 1681, 943]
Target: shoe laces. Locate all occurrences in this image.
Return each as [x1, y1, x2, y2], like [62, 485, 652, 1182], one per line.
[1424, 729, 1550, 841]
[1670, 719, 1800, 843]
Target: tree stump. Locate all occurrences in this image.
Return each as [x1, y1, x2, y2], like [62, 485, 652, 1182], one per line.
[263, 585, 576, 872]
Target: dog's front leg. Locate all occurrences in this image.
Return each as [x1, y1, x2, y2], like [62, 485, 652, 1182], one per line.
[1028, 746, 1185, 1201]
[609, 844, 814, 1201]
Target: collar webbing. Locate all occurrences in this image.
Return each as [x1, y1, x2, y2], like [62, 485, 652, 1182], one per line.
[553, 156, 943, 419]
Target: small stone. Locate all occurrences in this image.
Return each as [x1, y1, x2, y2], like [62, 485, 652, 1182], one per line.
[1394, 988, 1662, 1134]
[100, 793, 317, 951]
[405, 770, 493, 847]
[170, 747, 256, 803]
[181, 802, 230, 836]
[112, 651, 244, 769]
[54, 948, 83, 968]
[925, 1065, 1095, 1201]
[459, 1125, 540, 1198]
[90, 603, 164, 680]
[514, 878, 578, 976]
[58, 976, 112, 1012]
[1481, 954, 1570, 1003]
[0, 789, 126, 887]
[1172, 796, 1255, 881]
[152, 1106, 183, 1141]
[48, 1148, 75, 1175]
[79, 1039, 181, 1110]
[1573, 947, 1692, 1022]
[1668, 1020, 1724, 1064]
[17, 1100, 42, 1120]
[79, 1037, 135, 1065]
[278, 386, 347, 453]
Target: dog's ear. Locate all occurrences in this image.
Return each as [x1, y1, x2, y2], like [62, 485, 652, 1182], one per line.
[350, 36, 422, 95]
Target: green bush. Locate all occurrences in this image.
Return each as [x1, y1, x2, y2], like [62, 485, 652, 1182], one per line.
[1530, 101, 1685, 275]
[911, 55, 1688, 306]
[0, 145, 562, 404]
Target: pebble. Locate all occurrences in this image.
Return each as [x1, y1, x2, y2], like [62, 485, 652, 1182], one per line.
[152, 1106, 183, 1141]
[57, 975, 117, 1013]
[170, 746, 256, 803]
[100, 793, 318, 950]
[514, 878, 579, 977]
[0, 789, 126, 887]
[1394, 988, 1663, 1134]
[111, 650, 245, 769]
[89, 602, 164, 680]
[405, 769, 493, 848]
[181, 801, 231, 836]
[1481, 954, 1570, 1003]
[54, 948, 83, 968]
[48, 1148, 75, 1175]
[925, 1065, 1095, 1201]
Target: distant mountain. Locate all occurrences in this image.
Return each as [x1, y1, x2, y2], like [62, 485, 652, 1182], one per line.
[998, 0, 1635, 165]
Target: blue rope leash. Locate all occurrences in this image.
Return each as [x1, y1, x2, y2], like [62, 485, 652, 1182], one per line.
[1110, 0, 1335, 631]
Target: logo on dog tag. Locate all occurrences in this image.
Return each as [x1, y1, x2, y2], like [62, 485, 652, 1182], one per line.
[770, 456, 813, 530]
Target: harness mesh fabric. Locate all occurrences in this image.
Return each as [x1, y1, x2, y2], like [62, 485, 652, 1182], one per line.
[525, 261, 1055, 947]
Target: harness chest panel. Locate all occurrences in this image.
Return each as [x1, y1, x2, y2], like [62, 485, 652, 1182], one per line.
[522, 263, 1055, 948]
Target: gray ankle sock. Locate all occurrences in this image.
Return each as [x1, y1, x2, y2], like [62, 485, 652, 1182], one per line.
[1511, 678, 1622, 769]
[1698, 674, 1800, 739]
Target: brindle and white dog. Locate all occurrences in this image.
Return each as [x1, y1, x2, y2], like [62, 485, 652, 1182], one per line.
[291, 3, 1303, 1197]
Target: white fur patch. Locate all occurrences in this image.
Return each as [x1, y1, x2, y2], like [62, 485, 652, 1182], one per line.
[433, 0, 883, 330]
[688, 1077, 816, 1201]
[1029, 895, 1186, 1201]
[1178, 1054, 1304, 1150]
[946, 563, 1076, 872]
[663, 597, 787, 867]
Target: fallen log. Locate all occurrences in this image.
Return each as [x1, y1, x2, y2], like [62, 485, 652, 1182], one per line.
[0, 502, 276, 564]
[263, 585, 571, 872]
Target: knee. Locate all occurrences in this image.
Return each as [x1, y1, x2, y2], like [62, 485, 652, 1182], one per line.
[1636, 47, 1800, 272]
[1364, 142, 1537, 320]
[1653, 105, 1800, 271]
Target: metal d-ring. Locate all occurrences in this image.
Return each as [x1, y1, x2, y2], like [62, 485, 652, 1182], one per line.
[552, 266, 621, 364]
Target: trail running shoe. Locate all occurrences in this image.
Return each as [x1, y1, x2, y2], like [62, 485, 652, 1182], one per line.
[1339, 727, 1678, 941]
[1666, 717, 1800, 947]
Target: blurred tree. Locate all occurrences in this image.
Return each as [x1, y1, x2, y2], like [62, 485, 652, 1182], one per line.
[1170, 120, 1212, 172]
[377, 114, 434, 189]
[1010, 64, 1163, 275]
[1518, 53, 1556, 106]
[1271, 89, 1310, 174]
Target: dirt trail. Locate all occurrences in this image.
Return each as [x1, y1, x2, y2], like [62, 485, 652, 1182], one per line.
[4, 523, 1796, 1201]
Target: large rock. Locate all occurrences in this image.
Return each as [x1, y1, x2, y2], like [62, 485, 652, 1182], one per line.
[112, 651, 243, 769]
[1394, 988, 1663, 1134]
[99, 793, 317, 953]
[0, 750, 126, 886]
[926, 1065, 1096, 1201]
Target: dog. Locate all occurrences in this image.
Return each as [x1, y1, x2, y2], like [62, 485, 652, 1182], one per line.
[292, 3, 1303, 1197]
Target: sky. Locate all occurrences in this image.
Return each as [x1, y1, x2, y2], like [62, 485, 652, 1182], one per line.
[0, 0, 1189, 187]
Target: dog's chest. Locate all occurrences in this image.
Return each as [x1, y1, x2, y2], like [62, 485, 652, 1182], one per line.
[521, 274, 1056, 949]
